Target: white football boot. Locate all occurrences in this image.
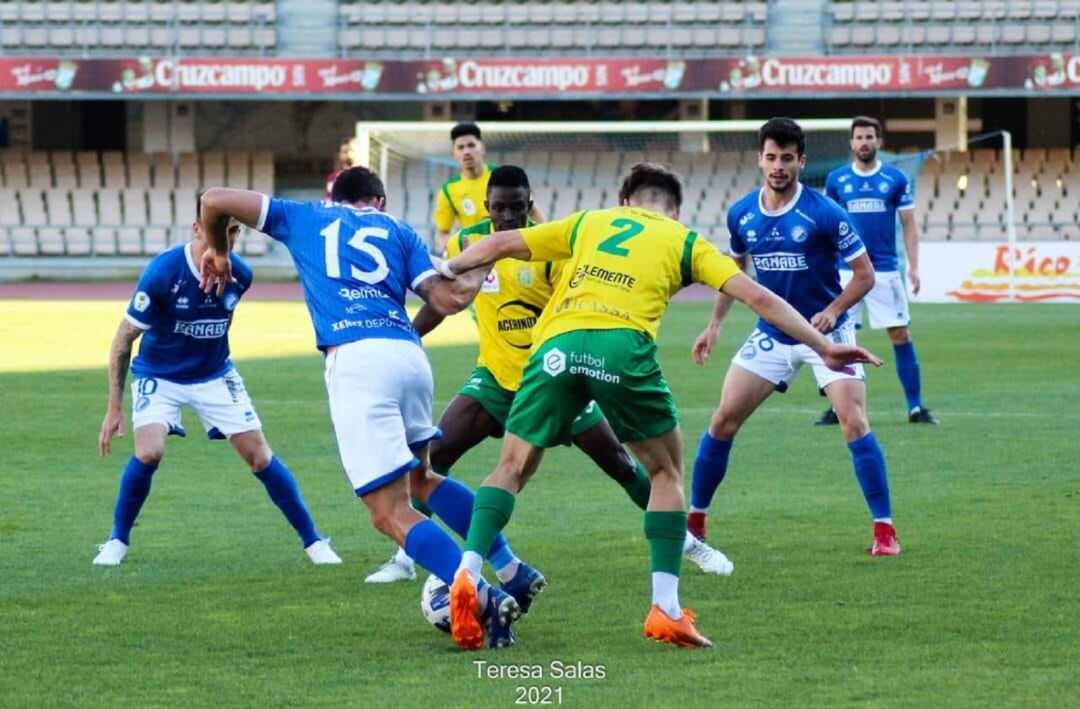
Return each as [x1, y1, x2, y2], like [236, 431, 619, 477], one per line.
[363, 547, 416, 583]
[684, 532, 734, 576]
[92, 539, 129, 566]
[304, 539, 343, 565]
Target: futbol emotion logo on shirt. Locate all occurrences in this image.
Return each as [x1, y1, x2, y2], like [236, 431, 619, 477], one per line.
[542, 348, 567, 377]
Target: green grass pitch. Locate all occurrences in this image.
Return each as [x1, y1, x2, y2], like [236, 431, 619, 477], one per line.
[1, 303, 1077, 707]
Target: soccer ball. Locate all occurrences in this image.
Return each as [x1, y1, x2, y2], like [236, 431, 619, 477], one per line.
[420, 573, 451, 634]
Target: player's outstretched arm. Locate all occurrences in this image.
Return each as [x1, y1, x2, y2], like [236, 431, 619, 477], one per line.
[198, 188, 265, 294]
[721, 273, 883, 372]
[99, 320, 143, 457]
[812, 253, 875, 333]
[413, 263, 491, 316]
[441, 230, 530, 277]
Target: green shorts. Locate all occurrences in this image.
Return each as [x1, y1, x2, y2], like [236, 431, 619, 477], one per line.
[458, 366, 605, 441]
[506, 329, 679, 448]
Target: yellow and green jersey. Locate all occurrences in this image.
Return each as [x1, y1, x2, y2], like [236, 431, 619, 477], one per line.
[447, 217, 549, 391]
[434, 165, 492, 233]
[519, 206, 742, 348]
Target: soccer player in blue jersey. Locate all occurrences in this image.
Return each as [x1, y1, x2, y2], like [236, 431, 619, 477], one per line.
[688, 117, 901, 556]
[196, 166, 525, 647]
[94, 197, 341, 567]
[814, 115, 937, 426]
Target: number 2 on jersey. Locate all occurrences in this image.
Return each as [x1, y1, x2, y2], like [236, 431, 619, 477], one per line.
[598, 218, 643, 257]
[319, 219, 390, 284]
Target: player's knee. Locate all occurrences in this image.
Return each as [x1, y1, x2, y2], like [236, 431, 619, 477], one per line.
[366, 503, 400, 539]
[246, 447, 273, 472]
[887, 327, 911, 345]
[135, 445, 164, 466]
[429, 445, 456, 475]
[837, 410, 871, 440]
[647, 464, 682, 488]
[409, 467, 443, 503]
[709, 411, 741, 440]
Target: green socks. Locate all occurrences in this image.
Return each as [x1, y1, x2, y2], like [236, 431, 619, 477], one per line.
[644, 510, 686, 576]
[464, 486, 516, 556]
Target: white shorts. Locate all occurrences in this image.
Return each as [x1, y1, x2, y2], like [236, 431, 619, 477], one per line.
[131, 369, 262, 440]
[841, 269, 910, 329]
[323, 338, 440, 497]
[730, 325, 865, 392]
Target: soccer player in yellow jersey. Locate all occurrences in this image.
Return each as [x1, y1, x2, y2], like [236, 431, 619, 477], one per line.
[365, 166, 735, 588]
[437, 163, 882, 649]
[433, 123, 543, 252]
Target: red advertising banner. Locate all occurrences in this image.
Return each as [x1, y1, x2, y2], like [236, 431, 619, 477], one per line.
[0, 54, 1077, 96]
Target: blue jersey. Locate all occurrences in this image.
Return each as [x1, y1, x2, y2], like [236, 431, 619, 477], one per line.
[126, 242, 252, 383]
[825, 161, 913, 272]
[258, 198, 437, 349]
[728, 183, 866, 345]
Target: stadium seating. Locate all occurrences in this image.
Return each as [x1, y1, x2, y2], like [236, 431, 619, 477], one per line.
[336, 1, 768, 56]
[827, 0, 1080, 53]
[0, 149, 274, 256]
[0, 0, 277, 54]
[0, 144, 1076, 256]
[387, 146, 1078, 247]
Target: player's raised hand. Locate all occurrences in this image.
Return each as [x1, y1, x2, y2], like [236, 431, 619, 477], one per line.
[99, 408, 125, 457]
[199, 248, 232, 296]
[691, 325, 720, 366]
[821, 343, 883, 374]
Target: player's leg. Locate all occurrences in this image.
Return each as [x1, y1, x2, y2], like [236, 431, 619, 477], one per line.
[229, 430, 341, 564]
[625, 429, 711, 648]
[450, 432, 543, 649]
[571, 409, 733, 575]
[367, 373, 510, 583]
[867, 271, 936, 423]
[94, 375, 185, 566]
[810, 329, 900, 556]
[887, 325, 937, 423]
[192, 369, 340, 564]
[689, 330, 789, 540]
[571, 403, 653, 509]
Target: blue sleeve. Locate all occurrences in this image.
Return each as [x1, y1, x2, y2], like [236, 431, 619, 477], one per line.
[827, 201, 866, 263]
[727, 209, 746, 256]
[125, 260, 163, 329]
[895, 171, 915, 210]
[257, 196, 310, 244]
[402, 223, 437, 292]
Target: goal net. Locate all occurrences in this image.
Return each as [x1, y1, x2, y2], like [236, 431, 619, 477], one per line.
[354, 119, 856, 250]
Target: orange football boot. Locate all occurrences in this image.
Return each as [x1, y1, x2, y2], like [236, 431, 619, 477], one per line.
[644, 606, 713, 648]
[450, 569, 484, 650]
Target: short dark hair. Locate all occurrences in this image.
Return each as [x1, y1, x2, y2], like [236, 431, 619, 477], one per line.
[758, 117, 806, 156]
[851, 115, 882, 139]
[196, 190, 204, 219]
[450, 122, 482, 143]
[330, 166, 386, 204]
[487, 165, 530, 194]
[618, 162, 683, 210]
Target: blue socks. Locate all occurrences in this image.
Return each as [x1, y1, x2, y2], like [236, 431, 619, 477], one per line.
[254, 456, 320, 547]
[109, 456, 158, 544]
[893, 342, 923, 413]
[404, 519, 463, 585]
[848, 432, 891, 520]
[427, 477, 515, 568]
[690, 433, 733, 510]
